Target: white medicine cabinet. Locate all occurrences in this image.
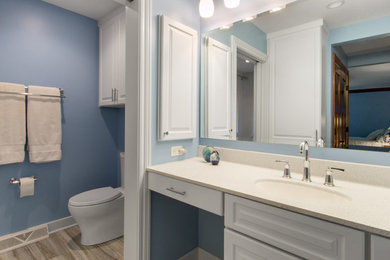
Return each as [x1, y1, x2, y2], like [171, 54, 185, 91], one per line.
[205, 37, 232, 140]
[158, 15, 198, 141]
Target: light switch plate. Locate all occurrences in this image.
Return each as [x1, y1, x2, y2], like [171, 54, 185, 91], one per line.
[171, 146, 183, 156]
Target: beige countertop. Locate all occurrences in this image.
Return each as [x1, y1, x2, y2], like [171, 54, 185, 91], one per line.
[147, 157, 390, 238]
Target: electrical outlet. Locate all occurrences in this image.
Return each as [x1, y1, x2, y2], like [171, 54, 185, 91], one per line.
[171, 146, 184, 156]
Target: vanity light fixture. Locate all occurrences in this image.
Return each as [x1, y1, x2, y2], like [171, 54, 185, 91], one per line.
[199, 0, 214, 18]
[269, 4, 286, 13]
[219, 24, 233, 30]
[327, 0, 345, 9]
[242, 16, 256, 22]
[224, 0, 240, 8]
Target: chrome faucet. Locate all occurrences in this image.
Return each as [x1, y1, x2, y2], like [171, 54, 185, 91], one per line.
[299, 141, 311, 182]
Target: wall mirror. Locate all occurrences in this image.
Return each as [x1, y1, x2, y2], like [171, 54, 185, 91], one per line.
[201, 0, 390, 153]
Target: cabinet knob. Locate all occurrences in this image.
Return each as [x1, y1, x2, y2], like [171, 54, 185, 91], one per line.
[164, 131, 169, 135]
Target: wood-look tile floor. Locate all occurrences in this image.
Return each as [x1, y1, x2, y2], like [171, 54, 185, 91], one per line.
[0, 226, 123, 260]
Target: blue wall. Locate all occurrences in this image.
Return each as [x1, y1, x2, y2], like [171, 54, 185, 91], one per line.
[206, 22, 267, 54]
[349, 92, 390, 137]
[150, 192, 199, 260]
[0, 0, 123, 236]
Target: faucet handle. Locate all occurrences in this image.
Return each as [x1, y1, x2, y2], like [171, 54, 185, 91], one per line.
[275, 160, 291, 178]
[324, 167, 345, 187]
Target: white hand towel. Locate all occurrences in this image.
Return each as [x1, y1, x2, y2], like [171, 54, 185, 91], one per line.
[0, 82, 26, 165]
[27, 85, 62, 163]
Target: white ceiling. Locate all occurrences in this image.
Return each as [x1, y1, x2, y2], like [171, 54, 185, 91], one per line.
[252, 0, 390, 33]
[349, 63, 390, 89]
[42, 0, 122, 20]
[340, 36, 390, 56]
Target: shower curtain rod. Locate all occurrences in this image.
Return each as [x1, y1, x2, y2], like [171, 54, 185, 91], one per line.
[0, 88, 66, 98]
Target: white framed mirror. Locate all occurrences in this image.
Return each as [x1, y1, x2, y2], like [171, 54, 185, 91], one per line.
[201, 0, 390, 153]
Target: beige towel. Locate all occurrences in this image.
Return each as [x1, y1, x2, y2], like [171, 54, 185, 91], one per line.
[27, 85, 62, 163]
[0, 82, 26, 165]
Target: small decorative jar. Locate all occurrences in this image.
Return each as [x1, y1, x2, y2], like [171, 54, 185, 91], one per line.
[202, 146, 216, 162]
[210, 151, 220, 165]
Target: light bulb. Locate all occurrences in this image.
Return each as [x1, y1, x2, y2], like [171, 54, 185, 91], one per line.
[269, 5, 286, 13]
[224, 0, 240, 9]
[199, 0, 214, 18]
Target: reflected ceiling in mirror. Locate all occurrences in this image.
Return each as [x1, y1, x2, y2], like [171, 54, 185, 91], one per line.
[201, 0, 390, 153]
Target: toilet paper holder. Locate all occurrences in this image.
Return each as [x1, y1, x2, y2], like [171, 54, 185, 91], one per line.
[9, 176, 38, 185]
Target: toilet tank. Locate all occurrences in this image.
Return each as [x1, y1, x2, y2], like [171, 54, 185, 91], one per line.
[120, 152, 125, 189]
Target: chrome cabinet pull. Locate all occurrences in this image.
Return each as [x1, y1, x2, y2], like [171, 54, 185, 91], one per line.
[115, 88, 118, 102]
[166, 187, 186, 196]
[111, 88, 114, 102]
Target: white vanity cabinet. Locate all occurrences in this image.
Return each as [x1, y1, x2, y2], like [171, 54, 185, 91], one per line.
[371, 235, 390, 260]
[158, 15, 198, 141]
[99, 7, 137, 107]
[148, 172, 223, 216]
[224, 194, 365, 260]
[267, 20, 327, 146]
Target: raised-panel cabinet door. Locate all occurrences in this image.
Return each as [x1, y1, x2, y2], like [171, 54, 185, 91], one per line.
[224, 229, 301, 260]
[206, 37, 232, 140]
[99, 8, 126, 107]
[115, 10, 126, 105]
[268, 21, 324, 146]
[371, 235, 390, 260]
[159, 15, 198, 141]
[99, 16, 116, 106]
[225, 194, 365, 260]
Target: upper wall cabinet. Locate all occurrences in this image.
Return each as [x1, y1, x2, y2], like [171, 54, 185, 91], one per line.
[99, 7, 137, 107]
[205, 37, 232, 140]
[158, 15, 198, 141]
[268, 20, 327, 146]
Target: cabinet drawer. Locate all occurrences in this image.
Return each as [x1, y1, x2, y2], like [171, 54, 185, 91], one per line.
[225, 194, 364, 260]
[371, 235, 390, 260]
[148, 172, 223, 216]
[225, 228, 301, 260]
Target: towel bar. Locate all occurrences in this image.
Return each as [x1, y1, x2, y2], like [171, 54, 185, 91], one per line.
[0, 88, 66, 98]
[10, 176, 38, 185]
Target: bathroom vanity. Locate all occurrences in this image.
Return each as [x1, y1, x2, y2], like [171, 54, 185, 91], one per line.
[147, 147, 390, 260]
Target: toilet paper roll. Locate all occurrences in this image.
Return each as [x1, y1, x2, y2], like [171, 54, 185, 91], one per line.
[19, 177, 35, 198]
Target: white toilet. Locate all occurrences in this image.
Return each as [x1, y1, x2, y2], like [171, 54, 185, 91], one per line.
[68, 153, 125, 245]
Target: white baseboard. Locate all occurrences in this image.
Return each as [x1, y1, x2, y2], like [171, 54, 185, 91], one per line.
[47, 216, 76, 234]
[179, 247, 221, 260]
[0, 216, 76, 254]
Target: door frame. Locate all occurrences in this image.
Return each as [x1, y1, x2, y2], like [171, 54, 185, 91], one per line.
[332, 53, 350, 148]
[231, 36, 267, 142]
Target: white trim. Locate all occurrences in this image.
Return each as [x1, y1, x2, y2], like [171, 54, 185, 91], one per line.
[128, 0, 152, 259]
[123, 0, 150, 259]
[47, 216, 77, 234]
[231, 36, 267, 142]
[267, 19, 324, 39]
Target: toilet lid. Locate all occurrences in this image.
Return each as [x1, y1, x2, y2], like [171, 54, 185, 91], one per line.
[69, 187, 122, 207]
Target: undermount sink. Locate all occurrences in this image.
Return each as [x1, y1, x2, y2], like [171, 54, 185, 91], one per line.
[255, 179, 352, 202]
